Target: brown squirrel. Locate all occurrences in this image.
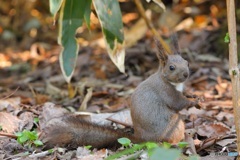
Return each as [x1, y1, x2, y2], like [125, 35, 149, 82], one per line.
[41, 34, 199, 149]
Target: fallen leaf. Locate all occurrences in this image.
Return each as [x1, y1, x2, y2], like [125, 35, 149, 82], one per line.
[197, 122, 230, 138]
[0, 97, 21, 111]
[216, 138, 236, 147]
[18, 112, 34, 131]
[39, 102, 68, 129]
[0, 112, 21, 133]
[76, 148, 107, 160]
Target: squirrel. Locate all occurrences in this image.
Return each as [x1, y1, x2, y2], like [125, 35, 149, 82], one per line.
[40, 34, 199, 149]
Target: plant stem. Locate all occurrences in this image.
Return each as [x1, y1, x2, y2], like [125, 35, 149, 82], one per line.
[133, 0, 171, 53]
[226, 0, 240, 158]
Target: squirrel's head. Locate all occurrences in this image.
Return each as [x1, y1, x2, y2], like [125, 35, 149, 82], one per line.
[154, 34, 189, 83]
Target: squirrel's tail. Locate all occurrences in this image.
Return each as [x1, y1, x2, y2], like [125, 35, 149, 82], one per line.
[40, 115, 134, 149]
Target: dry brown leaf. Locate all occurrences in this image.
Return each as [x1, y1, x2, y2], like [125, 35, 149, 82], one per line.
[107, 109, 133, 127]
[0, 97, 21, 111]
[76, 148, 107, 160]
[204, 100, 232, 109]
[216, 138, 236, 147]
[197, 122, 231, 138]
[0, 112, 21, 133]
[39, 102, 68, 129]
[18, 112, 34, 131]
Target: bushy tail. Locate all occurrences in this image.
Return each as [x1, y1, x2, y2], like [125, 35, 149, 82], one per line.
[40, 115, 134, 149]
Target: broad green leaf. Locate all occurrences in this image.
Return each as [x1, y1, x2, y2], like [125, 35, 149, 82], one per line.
[49, 0, 63, 16]
[84, 0, 92, 30]
[92, 0, 125, 73]
[117, 137, 131, 147]
[59, 0, 89, 82]
[150, 147, 181, 160]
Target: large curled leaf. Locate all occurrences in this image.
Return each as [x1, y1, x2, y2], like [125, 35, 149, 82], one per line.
[93, 0, 125, 73]
[58, 0, 90, 83]
[49, 0, 63, 16]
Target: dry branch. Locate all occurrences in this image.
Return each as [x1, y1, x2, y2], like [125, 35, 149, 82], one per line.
[226, 0, 240, 158]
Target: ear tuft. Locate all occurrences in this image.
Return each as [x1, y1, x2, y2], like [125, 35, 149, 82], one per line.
[154, 37, 168, 66]
[170, 33, 180, 55]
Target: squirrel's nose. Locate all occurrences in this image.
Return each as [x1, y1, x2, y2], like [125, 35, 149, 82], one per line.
[183, 72, 188, 78]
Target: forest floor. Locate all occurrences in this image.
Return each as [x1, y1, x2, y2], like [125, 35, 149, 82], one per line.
[0, 0, 239, 160]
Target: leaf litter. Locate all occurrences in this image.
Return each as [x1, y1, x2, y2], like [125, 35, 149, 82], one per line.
[0, 1, 239, 159]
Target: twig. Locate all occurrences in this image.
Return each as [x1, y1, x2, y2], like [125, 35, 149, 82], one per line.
[1, 86, 19, 100]
[133, 0, 171, 53]
[226, 0, 240, 158]
[28, 149, 56, 158]
[0, 132, 17, 138]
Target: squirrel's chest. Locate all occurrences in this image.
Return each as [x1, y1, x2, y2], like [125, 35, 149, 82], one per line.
[170, 82, 184, 92]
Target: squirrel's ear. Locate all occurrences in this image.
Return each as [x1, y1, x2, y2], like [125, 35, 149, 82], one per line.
[170, 33, 180, 55]
[154, 37, 168, 66]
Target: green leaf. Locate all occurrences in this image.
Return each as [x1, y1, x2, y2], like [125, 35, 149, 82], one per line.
[18, 135, 29, 144]
[48, 149, 54, 153]
[84, 145, 92, 150]
[105, 143, 146, 160]
[59, 0, 89, 82]
[34, 117, 39, 123]
[177, 141, 188, 149]
[224, 32, 230, 43]
[145, 142, 159, 150]
[92, 0, 125, 73]
[84, 0, 92, 30]
[162, 142, 171, 149]
[24, 130, 37, 141]
[49, 0, 63, 16]
[34, 140, 44, 146]
[150, 147, 181, 160]
[0, 126, 2, 131]
[117, 137, 131, 147]
[146, 142, 159, 157]
[15, 132, 23, 137]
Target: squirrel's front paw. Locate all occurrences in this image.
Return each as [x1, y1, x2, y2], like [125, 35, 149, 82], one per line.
[193, 97, 204, 109]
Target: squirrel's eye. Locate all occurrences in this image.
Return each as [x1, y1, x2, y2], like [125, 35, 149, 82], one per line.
[169, 65, 175, 71]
